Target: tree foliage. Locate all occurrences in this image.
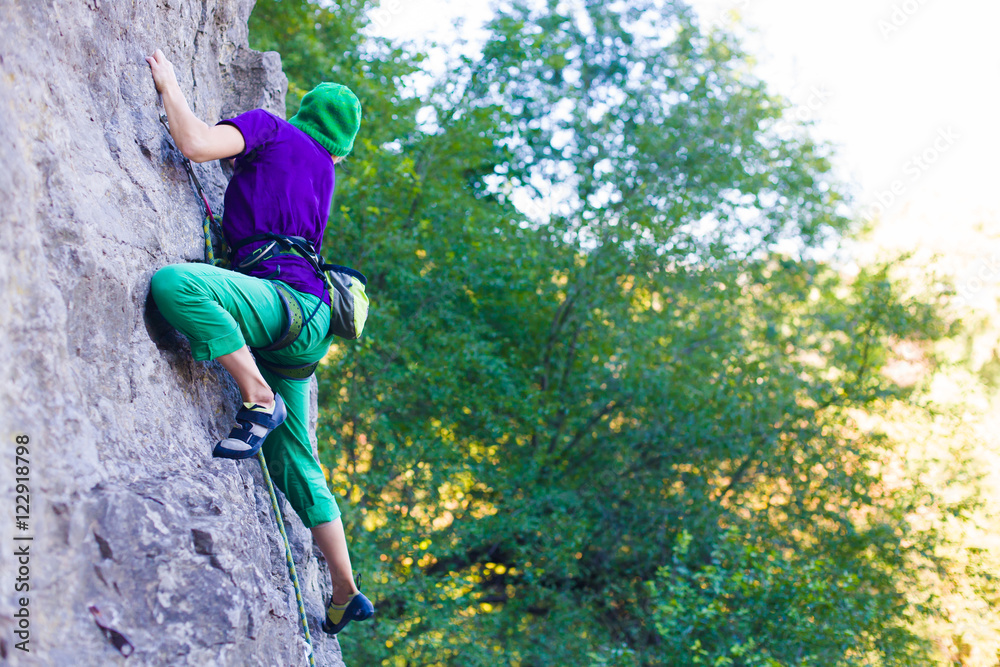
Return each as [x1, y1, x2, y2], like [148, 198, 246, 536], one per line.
[249, 2, 960, 664]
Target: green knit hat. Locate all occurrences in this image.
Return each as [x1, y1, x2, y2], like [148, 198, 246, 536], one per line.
[289, 83, 362, 157]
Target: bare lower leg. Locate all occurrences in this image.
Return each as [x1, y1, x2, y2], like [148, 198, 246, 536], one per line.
[311, 518, 360, 605]
[216, 346, 274, 407]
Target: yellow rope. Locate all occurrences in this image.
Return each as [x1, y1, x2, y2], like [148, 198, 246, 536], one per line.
[258, 451, 317, 667]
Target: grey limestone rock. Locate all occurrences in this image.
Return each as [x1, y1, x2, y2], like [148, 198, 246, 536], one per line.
[0, 1, 346, 665]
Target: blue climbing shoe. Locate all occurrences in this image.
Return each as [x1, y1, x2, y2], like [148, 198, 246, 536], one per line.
[213, 394, 287, 459]
[321, 592, 374, 635]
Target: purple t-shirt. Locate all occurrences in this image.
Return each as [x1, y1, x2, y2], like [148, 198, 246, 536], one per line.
[218, 109, 334, 304]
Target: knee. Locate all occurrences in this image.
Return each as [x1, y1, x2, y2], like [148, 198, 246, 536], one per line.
[150, 264, 196, 308]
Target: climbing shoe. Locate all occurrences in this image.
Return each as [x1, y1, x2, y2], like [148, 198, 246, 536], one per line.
[213, 394, 287, 459]
[321, 592, 374, 635]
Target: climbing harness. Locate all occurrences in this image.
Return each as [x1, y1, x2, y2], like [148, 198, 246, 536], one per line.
[159, 117, 317, 667]
[227, 230, 370, 379]
[228, 232, 370, 343]
[227, 233, 326, 379]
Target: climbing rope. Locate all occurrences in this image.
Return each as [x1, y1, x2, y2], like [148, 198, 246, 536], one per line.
[158, 115, 227, 267]
[159, 117, 316, 666]
[257, 451, 317, 667]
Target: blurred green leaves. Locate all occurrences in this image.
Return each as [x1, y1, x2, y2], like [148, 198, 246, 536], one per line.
[250, 2, 965, 665]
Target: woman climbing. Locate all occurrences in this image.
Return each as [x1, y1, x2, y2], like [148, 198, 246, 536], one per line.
[145, 48, 373, 636]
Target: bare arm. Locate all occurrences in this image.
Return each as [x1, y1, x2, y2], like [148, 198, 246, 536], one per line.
[145, 49, 245, 163]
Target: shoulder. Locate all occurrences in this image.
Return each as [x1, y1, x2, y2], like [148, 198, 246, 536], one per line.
[218, 109, 283, 148]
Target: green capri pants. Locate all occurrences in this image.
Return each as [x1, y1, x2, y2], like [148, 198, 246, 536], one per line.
[150, 262, 340, 528]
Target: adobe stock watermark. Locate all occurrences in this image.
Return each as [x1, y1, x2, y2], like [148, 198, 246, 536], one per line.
[703, 0, 751, 27]
[369, 0, 405, 31]
[954, 254, 1000, 309]
[774, 85, 832, 134]
[878, 0, 932, 40]
[858, 126, 959, 224]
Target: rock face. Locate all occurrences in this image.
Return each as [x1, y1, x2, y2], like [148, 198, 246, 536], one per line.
[0, 1, 345, 665]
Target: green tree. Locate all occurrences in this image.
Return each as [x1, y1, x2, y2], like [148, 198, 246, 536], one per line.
[250, 2, 958, 665]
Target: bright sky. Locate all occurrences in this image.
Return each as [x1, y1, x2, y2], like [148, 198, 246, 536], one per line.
[367, 0, 1000, 297]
